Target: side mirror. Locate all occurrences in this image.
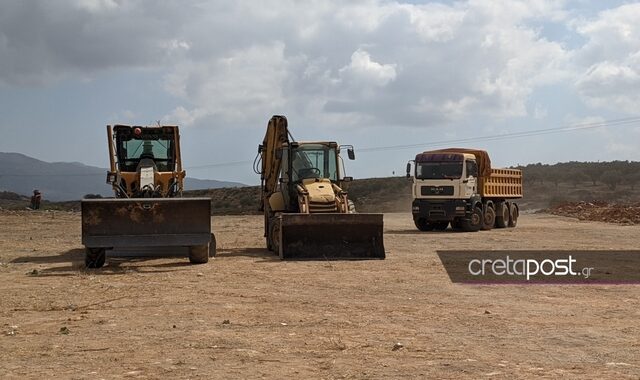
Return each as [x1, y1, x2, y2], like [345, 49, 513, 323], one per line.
[406, 162, 412, 178]
[347, 148, 355, 160]
[342, 176, 353, 182]
[279, 177, 289, 183]
[275, 148, 282, 159]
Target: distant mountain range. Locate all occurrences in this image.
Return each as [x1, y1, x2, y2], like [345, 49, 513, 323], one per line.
[0, 152, 246, 201]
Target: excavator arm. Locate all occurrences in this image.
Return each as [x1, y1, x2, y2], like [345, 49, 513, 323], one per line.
[259, 115, 290, 208]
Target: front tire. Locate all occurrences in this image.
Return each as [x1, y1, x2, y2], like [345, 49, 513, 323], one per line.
[85, 248, 106, 269]
[460, 207, 482, 232]
[189, 245, 209, 264]
[414, 217, 434, 231]
[269, 217, 281, 255]
[433, 221, 449, 231]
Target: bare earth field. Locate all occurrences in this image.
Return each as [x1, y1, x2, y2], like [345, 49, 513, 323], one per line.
[1, 211, 639, 379]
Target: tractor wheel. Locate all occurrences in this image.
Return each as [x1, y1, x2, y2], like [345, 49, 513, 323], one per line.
[85, 248, 106, 269]
[189, 245, 209, 264]
[269, 217, 281, 256]
[209, 233, 217, 257]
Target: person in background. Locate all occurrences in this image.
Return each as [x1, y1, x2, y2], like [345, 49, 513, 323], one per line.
[30, 190, 42, 210]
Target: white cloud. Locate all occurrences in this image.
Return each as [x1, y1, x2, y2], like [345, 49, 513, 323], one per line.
[1, 0, 637, 132]
[572, 3, 640, 113]
[339, 49, 397, 87]
[164, 42, 291, 126]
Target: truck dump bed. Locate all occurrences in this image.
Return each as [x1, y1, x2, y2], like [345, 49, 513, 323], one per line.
[480, 168, 523, 198]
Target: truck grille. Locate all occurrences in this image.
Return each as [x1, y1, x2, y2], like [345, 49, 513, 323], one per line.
[421, 186, 454, 196]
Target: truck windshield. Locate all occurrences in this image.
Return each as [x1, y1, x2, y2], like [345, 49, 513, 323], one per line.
[291, 144, 338, 182]
[416, 162, 463, 179]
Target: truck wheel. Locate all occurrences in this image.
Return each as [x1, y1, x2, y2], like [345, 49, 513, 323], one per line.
[433, 221, 449, 231]
[210, 233, 217, 257]
[508, 204, 519, 227]
[460, 207, 482, 232]
[451, 219, 462, 231]
[189, 245, 209, 264]
[85, 248, 106, 269]
[482, 206, 496, 231]
[495, 202, 508, 228]
[414, 217, 434, 231]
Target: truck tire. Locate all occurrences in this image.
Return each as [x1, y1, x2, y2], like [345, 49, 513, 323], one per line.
[482, 206, 496, 231]
[451, 219, 462, 231]
[189, 244, 209, 264]
[508, 203, 519, 227]
[414, 217, 434, 231]
[85, 248, 106, 269]
[460, 207, 482, 232]
[433, 221, 449, 231]
[495, 202, 508, 228]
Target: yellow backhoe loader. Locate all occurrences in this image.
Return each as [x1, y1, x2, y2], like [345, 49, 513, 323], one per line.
[81, 125, 214, 268]
[255, 115, 385, 259]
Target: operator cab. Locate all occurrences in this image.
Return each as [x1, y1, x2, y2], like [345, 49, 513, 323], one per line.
[113, 125, 177, 172]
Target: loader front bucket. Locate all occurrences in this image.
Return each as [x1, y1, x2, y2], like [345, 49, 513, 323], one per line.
[278, 213, 385, 260]
[81, 198, 212, 249]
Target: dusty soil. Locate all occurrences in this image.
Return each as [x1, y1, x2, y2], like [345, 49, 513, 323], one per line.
[1, 211, 639, 379]
[546, 201, 640, 225]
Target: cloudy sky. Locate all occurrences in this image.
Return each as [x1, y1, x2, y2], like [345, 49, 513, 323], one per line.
[1, 0, 639, 184]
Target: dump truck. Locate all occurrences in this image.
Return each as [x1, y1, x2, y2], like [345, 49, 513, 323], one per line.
[81, 125, 214, 268]
[406, 148, 522, 232]
[255, 115, 385, 259]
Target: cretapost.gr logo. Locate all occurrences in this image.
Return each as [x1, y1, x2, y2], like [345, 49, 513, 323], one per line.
[437, 250, 640, 284]
[467, 255, 593, 281]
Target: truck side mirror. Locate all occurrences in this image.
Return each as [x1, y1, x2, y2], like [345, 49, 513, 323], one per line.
[347, 148, 355, 160]
[342, 176, 353, 182]
[406, 162, 412, 178]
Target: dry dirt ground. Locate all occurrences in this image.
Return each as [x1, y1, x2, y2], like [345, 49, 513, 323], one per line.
[1, 211, 639, 379]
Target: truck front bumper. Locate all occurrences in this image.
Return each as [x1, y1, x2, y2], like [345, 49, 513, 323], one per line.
[411, 199, 468, 222]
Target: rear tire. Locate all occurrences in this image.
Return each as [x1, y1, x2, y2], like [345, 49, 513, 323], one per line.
[414, 217, 434, 231]
[433, 221, 449, 231]
[85, 248, 106, 269]
[508, 204, 519, 228]
[460, 207, 482, 232]
[189, 245, 209, 264]
[209, 233, 217, 257]
[495, 202, 508, 228]
[482, 206, 496, 231]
